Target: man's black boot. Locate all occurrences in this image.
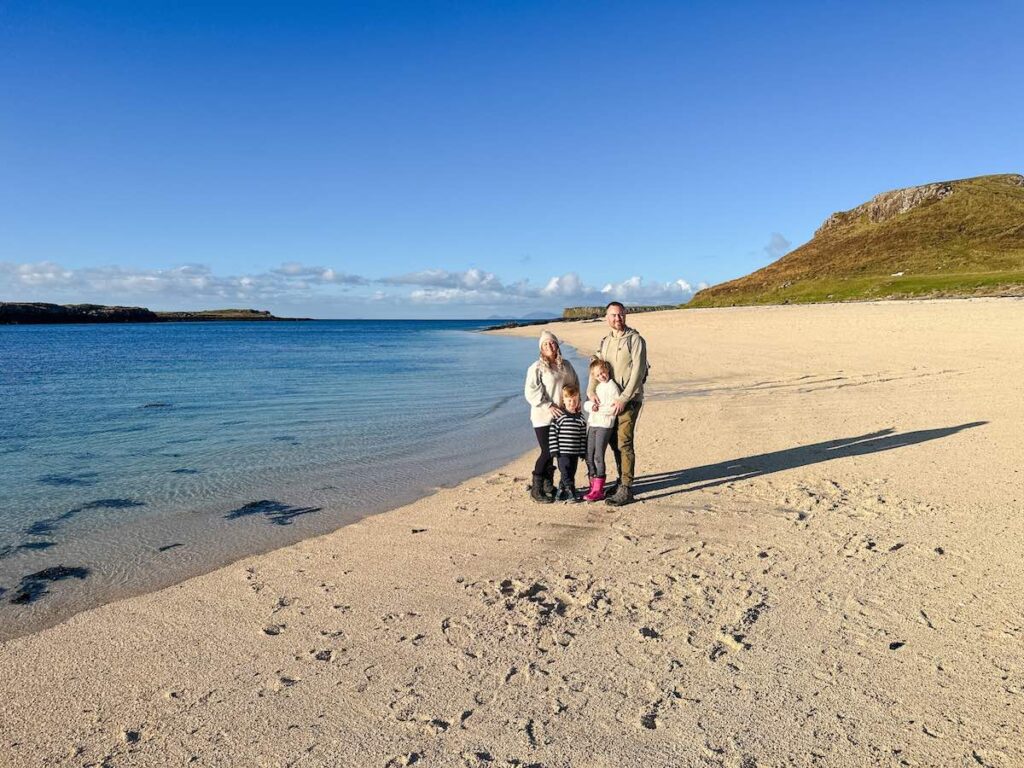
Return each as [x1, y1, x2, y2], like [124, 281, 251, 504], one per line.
[605, 484, 634, 506]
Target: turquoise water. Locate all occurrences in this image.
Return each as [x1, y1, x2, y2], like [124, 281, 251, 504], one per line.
[0, 320, 573, 638]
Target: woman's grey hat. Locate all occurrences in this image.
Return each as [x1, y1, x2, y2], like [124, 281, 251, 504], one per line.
[539, 330, 560, 349]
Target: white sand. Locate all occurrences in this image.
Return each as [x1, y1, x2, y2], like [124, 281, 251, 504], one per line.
[1, 298, 1021, 767]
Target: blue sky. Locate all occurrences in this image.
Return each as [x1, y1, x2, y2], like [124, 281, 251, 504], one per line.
[2, 1, 1021, 318]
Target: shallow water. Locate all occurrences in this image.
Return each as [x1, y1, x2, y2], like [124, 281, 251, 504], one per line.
[0, 320, 580, 639]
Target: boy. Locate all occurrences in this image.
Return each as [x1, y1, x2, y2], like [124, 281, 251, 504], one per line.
[547, 385, 588, 502]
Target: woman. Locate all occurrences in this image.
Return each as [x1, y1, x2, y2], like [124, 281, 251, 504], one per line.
[524, 330, 579, 504]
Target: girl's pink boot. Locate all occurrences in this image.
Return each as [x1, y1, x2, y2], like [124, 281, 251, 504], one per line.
[583, 477, 606, 502]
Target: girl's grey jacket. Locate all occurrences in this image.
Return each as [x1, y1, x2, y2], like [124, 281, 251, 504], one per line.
[524, 358, 580, 427]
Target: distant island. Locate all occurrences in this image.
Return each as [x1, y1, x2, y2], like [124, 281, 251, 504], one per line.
[689, 173, 1024, 307]
[0, 303, 308, 325]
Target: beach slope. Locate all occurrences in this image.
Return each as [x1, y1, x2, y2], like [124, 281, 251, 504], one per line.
[1, 299, 1022, 766]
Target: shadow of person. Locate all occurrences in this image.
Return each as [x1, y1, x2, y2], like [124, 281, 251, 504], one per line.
[633, 422, 987, 501]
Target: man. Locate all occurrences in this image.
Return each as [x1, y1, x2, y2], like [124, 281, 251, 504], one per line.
[587, 301, 648, 506]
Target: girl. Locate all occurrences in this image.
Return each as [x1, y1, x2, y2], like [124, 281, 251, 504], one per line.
[583, 357, 621, 501]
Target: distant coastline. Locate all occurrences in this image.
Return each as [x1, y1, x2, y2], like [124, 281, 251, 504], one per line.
[480, 303, 678, 331]
[0, 302, 309, 325]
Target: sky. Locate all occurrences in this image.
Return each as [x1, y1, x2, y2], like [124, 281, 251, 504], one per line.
[1, 1, 1022, 318]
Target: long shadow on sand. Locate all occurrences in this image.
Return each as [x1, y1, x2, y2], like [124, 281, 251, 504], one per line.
[633, 422, 987, 501]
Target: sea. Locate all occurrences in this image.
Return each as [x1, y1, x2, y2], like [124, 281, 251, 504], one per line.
[0, 319, 583, 640]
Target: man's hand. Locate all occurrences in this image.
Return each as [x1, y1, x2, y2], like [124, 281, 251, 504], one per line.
[611, 401, 626, 417]
[549, 404, 564, 417]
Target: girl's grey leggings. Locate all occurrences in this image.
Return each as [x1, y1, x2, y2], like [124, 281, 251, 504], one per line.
[586, 427, 614, 478]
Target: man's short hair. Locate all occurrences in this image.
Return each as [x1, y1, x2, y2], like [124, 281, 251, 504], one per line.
[605, 301, 625, 313]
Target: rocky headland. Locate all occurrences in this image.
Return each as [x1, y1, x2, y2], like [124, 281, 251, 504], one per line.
[689, 173, 1024, 306]
[0, 303, 306, 324]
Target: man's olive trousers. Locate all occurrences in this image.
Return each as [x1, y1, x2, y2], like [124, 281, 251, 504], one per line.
[610, 400, 642, 488]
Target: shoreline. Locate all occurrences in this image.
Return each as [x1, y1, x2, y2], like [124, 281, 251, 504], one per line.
[1, 298, 1021, 766]
[0, 397, 556, 645]
[0, 323, 569, 642]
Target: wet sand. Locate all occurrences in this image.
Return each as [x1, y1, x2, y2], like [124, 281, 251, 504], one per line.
[1, 298, 1022, 766]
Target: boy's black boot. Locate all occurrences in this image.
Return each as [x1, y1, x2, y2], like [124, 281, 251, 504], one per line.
[531, 474, 554, 504]
[542, 473, 557, 501]
[564, 482, 581, 503]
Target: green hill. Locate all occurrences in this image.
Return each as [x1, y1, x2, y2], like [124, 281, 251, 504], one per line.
[689, 173, 1024, 307]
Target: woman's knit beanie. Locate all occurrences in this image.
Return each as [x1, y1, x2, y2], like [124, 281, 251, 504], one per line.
[539, 330, 559, 350]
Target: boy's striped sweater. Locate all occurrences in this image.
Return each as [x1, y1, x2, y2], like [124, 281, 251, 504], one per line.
[548, 411, 588, 457]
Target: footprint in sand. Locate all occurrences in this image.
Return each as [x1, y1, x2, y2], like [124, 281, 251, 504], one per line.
[384, 752, 421, 767]
[259, 675, 301, 696]
[460, 751, 495, 766]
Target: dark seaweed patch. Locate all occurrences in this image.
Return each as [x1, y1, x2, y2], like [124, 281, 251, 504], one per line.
[171, 468, 200, 474]
[24, 520, 58, 536]
[9, 565, 90, 605]
[20, 541, 56, 551]
[224, 500, 322, 526]
[37, 472, 99, 487]
[24, 508, 81, 536]
[142, 402, 172, 409]
[10, 581, 48, 604]
[20, 500, 139, 537]
[81, 498, 144, 510]
[158, 543, 183, 552]
[0, 541, 57, 559]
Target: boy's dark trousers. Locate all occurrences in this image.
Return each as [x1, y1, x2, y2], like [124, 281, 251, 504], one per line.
[557, 455, 580, 493]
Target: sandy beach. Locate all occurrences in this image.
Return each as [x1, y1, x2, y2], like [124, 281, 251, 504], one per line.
[1, 298, 1022, 767]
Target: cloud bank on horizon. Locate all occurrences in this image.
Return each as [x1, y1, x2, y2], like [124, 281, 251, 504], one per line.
[0, 260, 706, 318]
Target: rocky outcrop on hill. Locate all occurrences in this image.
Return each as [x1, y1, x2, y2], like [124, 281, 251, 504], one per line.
[816, 182, 955, 235]
[816, 174, 1024, 236]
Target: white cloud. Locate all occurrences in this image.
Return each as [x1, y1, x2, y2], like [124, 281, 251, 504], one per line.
[599, 276, 696, 303]
[381, 268, 503, 291]
[272, 262, 366, 285]
[541, 272, 585, 297]
[1, 259, 703, 313]
[763, 232, 791, 260]
[0, 260, 364, 308]
[7, 261, 75, 286]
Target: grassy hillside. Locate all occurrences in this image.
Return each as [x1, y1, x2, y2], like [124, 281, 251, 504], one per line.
[689, 173, 1024, 307]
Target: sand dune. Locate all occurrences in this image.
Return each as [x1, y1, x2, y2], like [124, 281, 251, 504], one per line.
[1, 299, 1021, 766]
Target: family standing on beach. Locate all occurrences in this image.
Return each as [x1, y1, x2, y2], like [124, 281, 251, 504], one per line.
[524, 301, 648, 507]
